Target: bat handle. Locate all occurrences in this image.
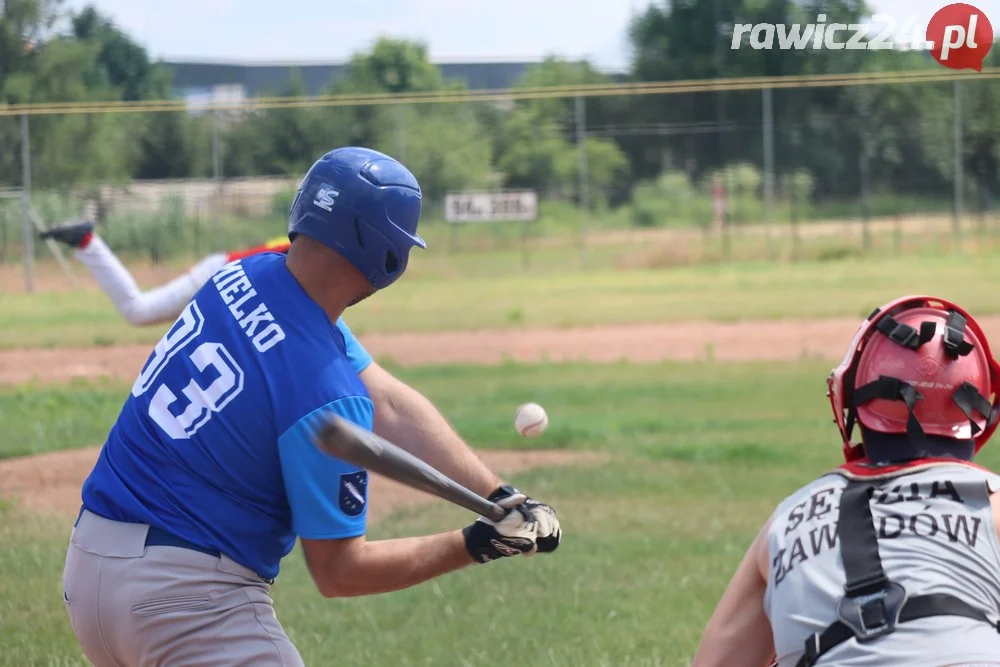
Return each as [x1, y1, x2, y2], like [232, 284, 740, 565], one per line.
[484, 502, 508, 523]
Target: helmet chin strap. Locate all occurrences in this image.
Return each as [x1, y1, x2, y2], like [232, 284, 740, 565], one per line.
[848, 375, 925, 447]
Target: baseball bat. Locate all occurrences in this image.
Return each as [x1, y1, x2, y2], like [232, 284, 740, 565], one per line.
[312, 414, 507, 522]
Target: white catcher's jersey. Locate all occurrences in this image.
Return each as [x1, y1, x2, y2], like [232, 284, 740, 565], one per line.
[764, 463, 1000, 667]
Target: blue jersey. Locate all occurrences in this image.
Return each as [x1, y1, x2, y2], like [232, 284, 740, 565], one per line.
[82, 252, 375, 580]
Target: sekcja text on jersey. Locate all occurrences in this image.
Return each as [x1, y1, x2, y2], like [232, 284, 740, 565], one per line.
[772, 479, 984, 588]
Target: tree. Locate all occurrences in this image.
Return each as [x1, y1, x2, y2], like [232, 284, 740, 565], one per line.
[130, 65, 211, 180]
[0, 0, 62, 185]
[71, 5, 159, 101]
[337, 38, 448, 95]
[917, 66, 1000, 210]
[372, 104, 494, 202]
[625, 0, 869, 186]
[318, 38, 494, 202]
[0, 1, 162, 187]
[327, 38, 450, 151]
[222, 72, 355, 177]
[498, 57, 630, 206]
[68, 5, 204, 180]
[20, 36, 135, 187]
[2, 0, 973, 220]
[962, 76, 1000, 210]
[0, 0, 61, 94]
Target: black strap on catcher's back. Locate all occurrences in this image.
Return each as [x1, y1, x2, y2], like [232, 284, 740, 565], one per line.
[794, 482, 999, 667]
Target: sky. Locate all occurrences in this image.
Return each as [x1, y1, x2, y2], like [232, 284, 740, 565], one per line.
[61, 0, 1000, 72]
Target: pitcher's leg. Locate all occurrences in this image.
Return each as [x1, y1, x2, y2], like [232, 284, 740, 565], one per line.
[75, 235, 149, 324]
[123, 253, 228, 325]
[76, 236, 229, 326]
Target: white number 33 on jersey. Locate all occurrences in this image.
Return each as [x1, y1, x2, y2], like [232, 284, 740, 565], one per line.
[131, 301, 245, 440]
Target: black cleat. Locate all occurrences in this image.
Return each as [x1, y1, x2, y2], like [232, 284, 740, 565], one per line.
[39, 220, 94, 248]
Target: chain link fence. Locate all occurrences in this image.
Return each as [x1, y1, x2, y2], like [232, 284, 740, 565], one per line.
[3, 72, 999, 290]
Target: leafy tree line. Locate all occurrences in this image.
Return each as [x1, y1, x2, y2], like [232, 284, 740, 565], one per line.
[2, 0, 999, 221]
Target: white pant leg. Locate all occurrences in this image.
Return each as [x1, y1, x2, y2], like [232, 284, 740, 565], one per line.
[76, 236, 229, 326]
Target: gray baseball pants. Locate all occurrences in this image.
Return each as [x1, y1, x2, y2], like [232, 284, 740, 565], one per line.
[62, 509, 305, 666]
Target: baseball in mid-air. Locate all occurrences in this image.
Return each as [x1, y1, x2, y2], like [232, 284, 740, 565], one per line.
[514, 402, 548, 438]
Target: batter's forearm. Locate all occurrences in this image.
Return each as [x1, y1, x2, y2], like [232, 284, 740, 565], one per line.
[317, 531, 473, 597]
[366, 365, 502, 497]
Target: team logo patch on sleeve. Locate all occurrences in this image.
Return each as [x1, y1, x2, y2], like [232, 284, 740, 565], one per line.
[339, 471, 368, 517]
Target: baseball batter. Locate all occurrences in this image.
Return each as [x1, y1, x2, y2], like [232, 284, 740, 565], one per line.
[41, 175, 534, 562]
[61, 147, 561, 667]
[692, 295, 1000, 667]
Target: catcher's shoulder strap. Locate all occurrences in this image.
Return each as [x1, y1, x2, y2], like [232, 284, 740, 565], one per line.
[794, 480, 1000, 667]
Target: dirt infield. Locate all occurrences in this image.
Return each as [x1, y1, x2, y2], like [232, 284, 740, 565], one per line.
[0, 446, 603, 520]
[11, 315, 1000, 385]
[0, 316, 902, 385]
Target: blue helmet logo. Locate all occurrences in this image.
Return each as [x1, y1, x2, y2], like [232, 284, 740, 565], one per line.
[288, 147, 425, 290]
[312, 184, 340, 212]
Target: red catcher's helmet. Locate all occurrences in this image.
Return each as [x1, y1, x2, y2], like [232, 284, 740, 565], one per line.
[828, 295, 1000, 462]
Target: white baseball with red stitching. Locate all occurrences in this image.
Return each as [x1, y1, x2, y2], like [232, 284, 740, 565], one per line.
[514, 403, 548, 438]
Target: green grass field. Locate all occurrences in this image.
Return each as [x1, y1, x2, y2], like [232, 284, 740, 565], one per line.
[7, 360, 999, 665]
[7, 243, 1000, 349]
[5, 195, 1000, 667]
[1, 361, 834, 463]
[0, 379, 128, 459]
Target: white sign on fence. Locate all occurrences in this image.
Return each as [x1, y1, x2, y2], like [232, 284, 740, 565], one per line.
[444, 190, 538, 223]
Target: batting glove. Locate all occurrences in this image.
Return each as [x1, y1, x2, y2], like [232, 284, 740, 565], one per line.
[489, 485, 561, 554]
[463, 493, 538, 563]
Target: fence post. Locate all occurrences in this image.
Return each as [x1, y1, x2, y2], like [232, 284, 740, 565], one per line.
[396, 105, 407, 163]
[789, 128, 802, 260]
[575, 95, 589, 270]
[0, 209, 7, 264]
[212, 110, 223, 252]
[20, 113, 34, 293]
[953, 79, 964, 243]
[762, 87, 775, 260]
[860, 132, 871, 252]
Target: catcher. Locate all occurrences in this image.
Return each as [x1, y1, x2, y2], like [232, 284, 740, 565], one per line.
[692, 295, 1000, 666]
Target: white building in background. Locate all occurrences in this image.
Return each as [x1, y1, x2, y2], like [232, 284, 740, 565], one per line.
[162, 59, 562, 101]
[181, 84, 247, 115]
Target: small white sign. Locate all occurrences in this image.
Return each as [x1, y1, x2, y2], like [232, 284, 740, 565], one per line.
[444, 191, 538, 223]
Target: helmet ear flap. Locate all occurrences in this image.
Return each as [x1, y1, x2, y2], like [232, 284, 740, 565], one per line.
[384, 249, 399, 275]
[973, 359, 1000, 453]
[829, 313, 875, 458]
[984, 402, 999, 434]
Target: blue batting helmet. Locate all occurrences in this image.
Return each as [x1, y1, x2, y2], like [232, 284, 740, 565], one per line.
[288, 147, 425, 290]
